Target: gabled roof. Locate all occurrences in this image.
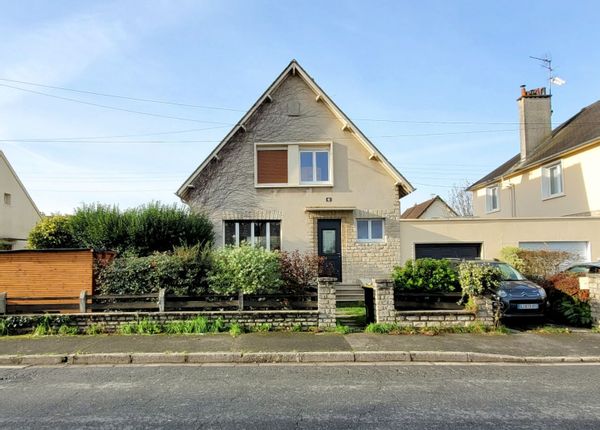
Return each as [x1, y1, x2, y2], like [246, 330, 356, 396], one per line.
[176, 60, 414, 199]
[469, 100, 600, 190]
[0, 150, 42, 217]
[400, 195, 457, 219]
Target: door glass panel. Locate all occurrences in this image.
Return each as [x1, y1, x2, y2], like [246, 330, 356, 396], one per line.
[269, 222, 281, 251]
[322, 229, 336, 254]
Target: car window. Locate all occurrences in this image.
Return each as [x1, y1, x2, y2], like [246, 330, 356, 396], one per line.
[492, 263, 527, 281]
[569, 266, 590, 273]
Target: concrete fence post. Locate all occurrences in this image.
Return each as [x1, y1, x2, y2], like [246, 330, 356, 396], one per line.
[584, 274, 600, 329]
[317, 277, 337, 329]
[0, 292, 6, 315]
[238, 291, 244, 311]
[371, 279, 395, 324]
[79, 290, 87, 313]
[158, 288, 166, 313]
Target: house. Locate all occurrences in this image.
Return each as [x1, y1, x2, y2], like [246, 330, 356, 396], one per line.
[0, 151, 41, 250]
[400, 195, 457, 219]
[469, 86, 600, 219]
[177, 60, 414, 282]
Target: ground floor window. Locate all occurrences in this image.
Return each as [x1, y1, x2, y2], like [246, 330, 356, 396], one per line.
[224, 220, 281, 251]
[356, 219, 384, 242]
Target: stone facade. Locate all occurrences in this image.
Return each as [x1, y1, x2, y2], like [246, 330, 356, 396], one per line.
[369, 279, 495, 328]
[584, 274, 600, 328]
[317, 277, 337, 329]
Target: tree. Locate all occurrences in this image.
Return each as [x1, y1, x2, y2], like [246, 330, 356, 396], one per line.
[447, 180, 473, 217]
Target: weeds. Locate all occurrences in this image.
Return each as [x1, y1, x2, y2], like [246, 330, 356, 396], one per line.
[57, 325, 79, 336]
[229, 323, 243, 337]
[530, 325, 571, 334]
[253, 323, 272, 333]
[85, 324, 104, 335]
[364, 322, 509, 335]
[291, 324, 303, 332]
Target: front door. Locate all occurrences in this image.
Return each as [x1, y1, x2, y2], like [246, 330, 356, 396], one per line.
[317, 219, 342, 281]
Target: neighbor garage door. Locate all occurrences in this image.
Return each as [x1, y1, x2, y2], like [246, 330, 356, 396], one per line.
[415, 243, 482, 260]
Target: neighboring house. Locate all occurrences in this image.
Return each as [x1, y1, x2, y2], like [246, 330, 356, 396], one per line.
[400, 195, 457, 219]
[0, 151, 41, 250]
[177, 60, 414, 283]
[469, 86, 600, 218]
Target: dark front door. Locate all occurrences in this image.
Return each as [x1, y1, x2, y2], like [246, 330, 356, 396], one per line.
[317, 219, 342, 281]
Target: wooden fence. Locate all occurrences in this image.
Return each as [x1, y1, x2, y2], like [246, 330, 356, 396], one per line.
[0, 290, 319, 314]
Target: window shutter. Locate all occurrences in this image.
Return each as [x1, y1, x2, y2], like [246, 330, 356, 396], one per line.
[257, 150, 288, 184]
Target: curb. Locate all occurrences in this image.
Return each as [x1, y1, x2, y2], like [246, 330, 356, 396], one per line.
[2, 351, 599, 366]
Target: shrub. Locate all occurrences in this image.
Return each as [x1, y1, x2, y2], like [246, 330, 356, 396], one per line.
[500, 247, 526, 273]
[28, 215, 77, 249]
[279, 250, 324, 293]
[96, 244, 212, 296]
[208, 244, 282, 295]
[458, 262, 502, 300]
[543, 272, 591, 327]
[392, 258, 459, 293]
[499, 247, 573, 280]
[558, 298, 592, 327]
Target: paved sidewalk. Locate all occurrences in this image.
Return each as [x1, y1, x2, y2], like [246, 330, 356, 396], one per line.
[1, 332, 600, 365]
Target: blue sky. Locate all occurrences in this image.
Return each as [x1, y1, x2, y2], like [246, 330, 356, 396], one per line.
[1, 0, 599, 214]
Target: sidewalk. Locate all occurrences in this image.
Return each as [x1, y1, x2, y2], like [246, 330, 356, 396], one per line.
[1, 332, 600, 365]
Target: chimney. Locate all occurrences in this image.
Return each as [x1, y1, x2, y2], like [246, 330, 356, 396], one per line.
[518, 85, 552, 160]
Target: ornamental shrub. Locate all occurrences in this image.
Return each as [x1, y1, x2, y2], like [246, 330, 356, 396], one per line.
[207, 244, 282, 295]
[278, 250, 324, 294]
[542, 272, 591, 327]
[392, 258, 459, 293]
[96, 244, 212, 296]
[28, 215, 77, 249]
[499, 246, 572, 280]
[458, 262, 502, 300]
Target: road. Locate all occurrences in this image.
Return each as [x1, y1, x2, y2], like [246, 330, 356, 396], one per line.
[1, 364, 599, 429]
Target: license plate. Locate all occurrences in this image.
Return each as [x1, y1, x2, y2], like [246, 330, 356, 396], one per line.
[517, 303, 539, 310]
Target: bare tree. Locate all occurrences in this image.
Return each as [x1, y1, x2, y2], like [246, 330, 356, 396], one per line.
[447, 180, 473, 217]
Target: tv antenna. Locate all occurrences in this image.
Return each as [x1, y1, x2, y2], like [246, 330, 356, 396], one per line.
[530, 55, 566, 95]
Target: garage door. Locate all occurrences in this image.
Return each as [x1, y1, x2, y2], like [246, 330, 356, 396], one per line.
[519, 241, 590, 265]
[415, 243, 482, 260]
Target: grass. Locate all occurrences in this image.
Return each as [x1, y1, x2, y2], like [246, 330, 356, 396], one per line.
[364, 322, 510, 336]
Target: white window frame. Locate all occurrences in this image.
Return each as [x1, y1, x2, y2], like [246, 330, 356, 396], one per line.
[356, 219, 385, 243]
[485, 185, 500, 213]
[299, 148, 332, 185]
[541, 160, 564, 200]
[223, 221, 280, 251]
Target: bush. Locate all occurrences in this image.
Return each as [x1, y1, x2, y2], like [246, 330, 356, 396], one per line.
[28, 215, 77, 249]
[279, 250, 323, 293]
[458, 262, 502, 300]
[96, 244, 212, 296]
[208, 244, 282, 295]
[29, 202, 213, 256]
[543, 272, 591, 327]
[499, 247, 573, 280]
[557, 297, 592, 327]
[499, 246, 526, 273]
[392, 258, 459, 293]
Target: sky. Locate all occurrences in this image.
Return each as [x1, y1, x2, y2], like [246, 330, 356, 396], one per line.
[1, 0, 599, 214]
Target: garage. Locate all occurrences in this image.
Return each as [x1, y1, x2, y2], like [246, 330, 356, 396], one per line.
[415, 243, 482, 260]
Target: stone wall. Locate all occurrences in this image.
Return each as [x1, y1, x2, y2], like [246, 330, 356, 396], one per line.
[368, 279, 495, 328]
[317, 277, 337, 329]
[583, 274, 600, 328]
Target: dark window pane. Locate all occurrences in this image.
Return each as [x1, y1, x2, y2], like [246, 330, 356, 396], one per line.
[239, 222, 252, 245]
[254, 222, 267, 248]
[269, 221, 281, 251]
[224, 222, 237, 246]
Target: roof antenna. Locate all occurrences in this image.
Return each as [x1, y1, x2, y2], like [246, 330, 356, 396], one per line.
[529, 54, 566, 97]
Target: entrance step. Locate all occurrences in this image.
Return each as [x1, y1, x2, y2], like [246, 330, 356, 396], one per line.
[335, 284, 364, 303]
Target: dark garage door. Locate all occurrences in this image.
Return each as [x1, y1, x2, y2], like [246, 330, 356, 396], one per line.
[415, 243, 481, 260]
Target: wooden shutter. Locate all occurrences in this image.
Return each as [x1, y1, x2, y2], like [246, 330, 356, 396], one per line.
[257, 149, 288, 184]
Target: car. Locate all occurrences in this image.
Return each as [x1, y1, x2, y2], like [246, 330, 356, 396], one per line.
[451, 259, 548, 318]
[565, 262, 600, 274]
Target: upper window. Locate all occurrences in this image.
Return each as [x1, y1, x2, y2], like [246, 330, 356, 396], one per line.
[486, 185, 499, 213]
[357, 219, 384, 242]
[257, 149, 288, 184]
[542, 161, 563, 199]
[224, 220, 281, 251]
[300, 150, 329, 183]
[3, 193, 11, 205]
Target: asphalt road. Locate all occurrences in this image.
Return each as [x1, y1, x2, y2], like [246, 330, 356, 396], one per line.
[1, 364, 600, 429]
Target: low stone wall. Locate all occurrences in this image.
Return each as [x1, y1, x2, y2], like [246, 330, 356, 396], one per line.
[7, 311, 318, 334]
[369, 279, 495, 328]
[583, 274, 600, 328]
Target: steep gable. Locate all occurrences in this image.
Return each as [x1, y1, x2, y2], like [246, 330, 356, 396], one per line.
[176, 60, 413, 201]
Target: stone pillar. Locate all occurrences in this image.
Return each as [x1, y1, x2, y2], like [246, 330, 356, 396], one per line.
[472, 296, 495, 327]
[0, 292, 6, 315]
[372, 279, 395, 324]
[584, 274, 600, 329]
[79, 291, 87, 313]
[317, 277, 337, 330]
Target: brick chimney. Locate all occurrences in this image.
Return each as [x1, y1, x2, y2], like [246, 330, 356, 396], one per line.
[518, 85, 552, 160]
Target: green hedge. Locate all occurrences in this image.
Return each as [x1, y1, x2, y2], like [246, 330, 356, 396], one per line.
[392, 258, 459, 293]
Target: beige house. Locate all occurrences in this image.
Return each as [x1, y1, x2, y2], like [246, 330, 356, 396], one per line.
[177, 60, 414, 282]
[0, 151, 41, 250]
[469, 86, 600, 219]
[400, 195, 457, 219]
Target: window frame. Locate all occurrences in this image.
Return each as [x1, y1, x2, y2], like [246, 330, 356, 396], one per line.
[223, 220, 281, 251]
[299, 149, 331, 185]
[485, 184, 500, 213]
[541, 160, 565, 200]
[356, 218, 385, 243]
